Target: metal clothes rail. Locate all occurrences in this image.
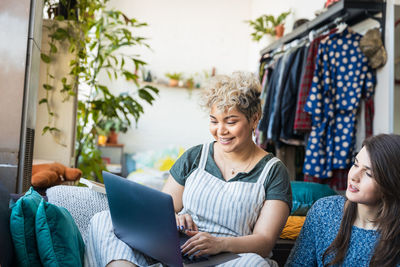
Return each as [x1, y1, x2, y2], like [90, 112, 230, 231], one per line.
[260, 0, 386, 56]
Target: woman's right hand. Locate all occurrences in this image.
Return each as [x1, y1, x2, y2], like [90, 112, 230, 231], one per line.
[175, 213, 198, 232]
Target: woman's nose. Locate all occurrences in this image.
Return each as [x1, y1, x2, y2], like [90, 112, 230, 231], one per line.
[350, 169, 361, 181]
[218, 124, 228, 135]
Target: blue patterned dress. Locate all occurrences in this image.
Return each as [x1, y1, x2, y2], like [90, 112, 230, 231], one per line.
[303, 28, 376, 178]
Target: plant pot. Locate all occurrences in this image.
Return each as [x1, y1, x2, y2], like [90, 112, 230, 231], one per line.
[169, 79, 179, 87]
[275, 24, 285, 39]
[98, 135, 107, 145]
[186, 80, 194, 89]
[107, 130, 118, 144]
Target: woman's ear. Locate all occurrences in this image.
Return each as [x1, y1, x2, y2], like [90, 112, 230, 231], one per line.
[252, 113, 260, 128]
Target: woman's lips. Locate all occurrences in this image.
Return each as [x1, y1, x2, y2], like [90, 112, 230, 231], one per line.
[347, 184, 359, 193]
[219, 137, 233, 145]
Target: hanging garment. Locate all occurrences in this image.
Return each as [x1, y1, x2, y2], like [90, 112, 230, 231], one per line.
[279, 45, 308, 143]
[256, 66, 273, 149]
[258, 57, 284, 148]
[365, 97, 374, 137]
[303, 28, 376, 178]
[294, 30, 337, 132]
[269, 47, 304, 147]
[267, 52, 291, 143]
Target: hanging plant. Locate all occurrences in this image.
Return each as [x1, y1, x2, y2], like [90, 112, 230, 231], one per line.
[40, 18, 77, 142]
[40, 0, 159, 181]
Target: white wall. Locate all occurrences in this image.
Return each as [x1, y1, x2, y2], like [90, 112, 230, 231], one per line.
[118, 85, 211, 153]
[108, 0, 253, 79]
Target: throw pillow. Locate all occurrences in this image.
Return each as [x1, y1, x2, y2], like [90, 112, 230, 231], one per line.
[291, 181, 337, 216]
[9, 187, 43, 267]
[35, 199, 85, 267]
[280, 216, 306, 240]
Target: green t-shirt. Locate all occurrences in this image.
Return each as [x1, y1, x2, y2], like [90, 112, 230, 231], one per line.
[170, 143, 292, 211]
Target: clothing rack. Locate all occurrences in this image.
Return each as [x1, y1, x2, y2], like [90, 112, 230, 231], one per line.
[260, 0, 386, 56]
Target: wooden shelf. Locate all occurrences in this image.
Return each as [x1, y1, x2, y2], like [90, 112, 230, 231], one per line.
[98, 143, 124, 147]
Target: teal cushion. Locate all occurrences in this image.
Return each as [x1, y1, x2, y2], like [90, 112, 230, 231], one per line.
[35, 199, 84, 267]
[291, 181, 337, 216]
[10, 187, 43, 267]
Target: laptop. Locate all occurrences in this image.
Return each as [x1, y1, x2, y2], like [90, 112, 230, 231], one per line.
[103, 171, 239, 267]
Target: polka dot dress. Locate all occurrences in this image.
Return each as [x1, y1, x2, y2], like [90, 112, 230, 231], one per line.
[303, 28, 376, 178]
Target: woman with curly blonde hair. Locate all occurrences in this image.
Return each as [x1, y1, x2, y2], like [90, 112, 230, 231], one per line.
[86, 71, 291, 266]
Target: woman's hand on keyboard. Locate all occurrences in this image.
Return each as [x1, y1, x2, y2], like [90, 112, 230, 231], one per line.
[181, 231, 224, 257]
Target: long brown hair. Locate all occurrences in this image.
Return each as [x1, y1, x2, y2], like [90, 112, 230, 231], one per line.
[322, 134, 400, 266]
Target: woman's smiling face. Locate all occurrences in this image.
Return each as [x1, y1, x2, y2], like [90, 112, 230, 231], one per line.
[346, 146, 381, 206]
[209, 104, 255, 153]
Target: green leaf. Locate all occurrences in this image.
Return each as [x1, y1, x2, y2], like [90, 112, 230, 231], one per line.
[49, 127, 60, 132]
[138, 89, 155, 104]
[50, 43, 58, 53]
[106, 70, 112, 80]
[52, 28, 68, 41]
[43, 84, 54, 90]
[39, 98, 48, 105]
[42, 126, 50, 135]
[41, 53, 51, 63]
[143, 85, 159, 94]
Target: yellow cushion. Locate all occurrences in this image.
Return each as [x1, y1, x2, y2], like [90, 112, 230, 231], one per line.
[280, 216, 306, 240]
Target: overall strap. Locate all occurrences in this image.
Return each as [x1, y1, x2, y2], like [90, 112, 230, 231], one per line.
[198, 143, 210, 170]
[257, 157, 280, 185]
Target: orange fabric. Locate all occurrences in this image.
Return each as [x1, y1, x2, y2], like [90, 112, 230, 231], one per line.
[31, 162, 82, 189]
[280, 216, 306, 240]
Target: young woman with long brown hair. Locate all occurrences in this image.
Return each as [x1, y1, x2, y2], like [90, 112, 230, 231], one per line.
[286, 134, 400, 266]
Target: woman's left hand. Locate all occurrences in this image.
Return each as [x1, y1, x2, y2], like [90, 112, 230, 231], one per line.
[181, 231, 225, 256]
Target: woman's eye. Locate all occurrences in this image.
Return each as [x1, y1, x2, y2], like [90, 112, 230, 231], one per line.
[353, 163, 359, 167]
[227, 121, 236, 125]
[366, 172, 372, 178]
[210, 121, 217, 124]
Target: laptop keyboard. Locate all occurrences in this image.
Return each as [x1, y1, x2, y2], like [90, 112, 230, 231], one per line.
[181, 252, 210, 264]
[179, 231, 210, 264]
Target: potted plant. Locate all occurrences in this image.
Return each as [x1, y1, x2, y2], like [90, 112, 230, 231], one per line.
[245, 10, 291, 41]
[185, 76, 194, 89]
[165, 72, 183, 87]
[97, 118, 129, 144]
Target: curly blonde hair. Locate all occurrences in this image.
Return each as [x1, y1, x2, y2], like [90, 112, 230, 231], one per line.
[201, 71, 262, 121]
